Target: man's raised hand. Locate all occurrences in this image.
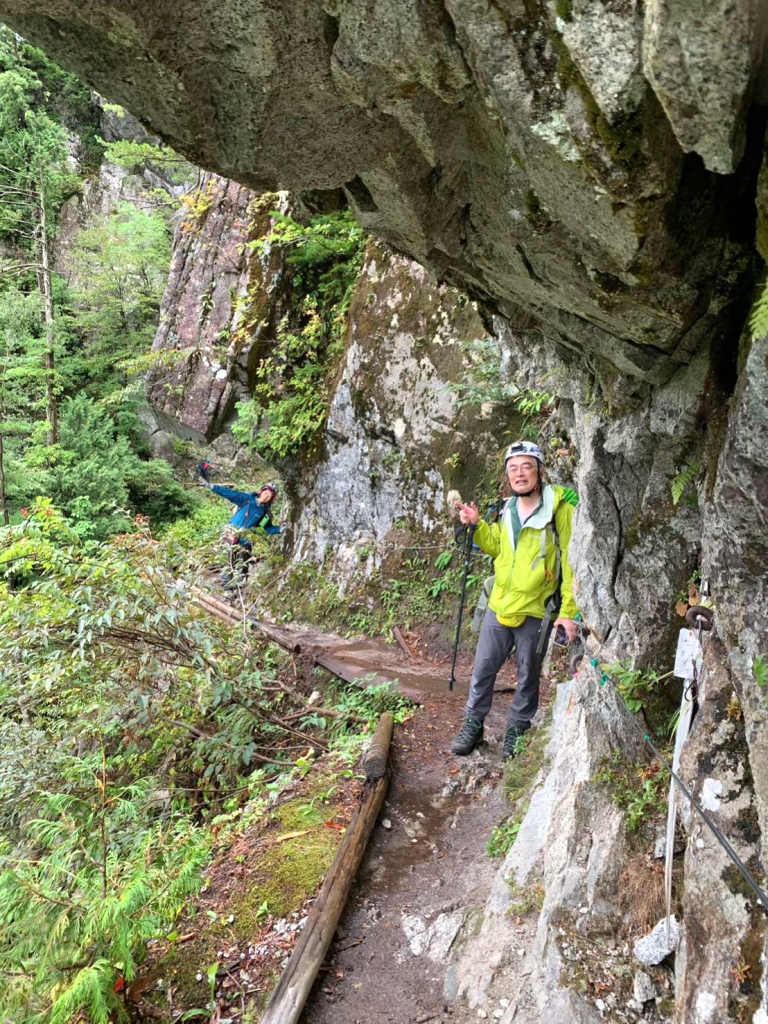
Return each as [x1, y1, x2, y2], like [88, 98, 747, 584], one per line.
[455, 501, 479, 526]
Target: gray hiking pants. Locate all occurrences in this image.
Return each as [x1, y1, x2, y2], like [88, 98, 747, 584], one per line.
[464, 609, 553, 729]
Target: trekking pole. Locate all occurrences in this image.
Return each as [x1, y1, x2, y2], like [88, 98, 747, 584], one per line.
[448, 523, 476, 692]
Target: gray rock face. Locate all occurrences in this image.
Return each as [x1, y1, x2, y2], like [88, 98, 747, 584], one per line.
[1, 0, 763, 385]
[632, 970, 655, 1003]
[287, 241, 500, 580]
[146, 178, 293, 441]
[401, 908, 466, 961]
[633, 916, 679, 967]
[673, 649, 765, 1024]
[643, 0, 768, 174]
[446, 676, 648, 1022]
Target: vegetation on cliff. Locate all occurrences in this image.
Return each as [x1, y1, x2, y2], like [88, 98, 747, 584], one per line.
[232, 210, 365, 461]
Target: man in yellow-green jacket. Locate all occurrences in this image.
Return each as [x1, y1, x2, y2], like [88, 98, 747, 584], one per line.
[453, 440, 579, 761]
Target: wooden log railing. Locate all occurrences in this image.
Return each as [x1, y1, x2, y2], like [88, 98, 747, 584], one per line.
[258, 712, 393, 1024]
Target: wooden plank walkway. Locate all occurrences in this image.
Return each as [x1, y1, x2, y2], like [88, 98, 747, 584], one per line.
[191, 586, 468, 700]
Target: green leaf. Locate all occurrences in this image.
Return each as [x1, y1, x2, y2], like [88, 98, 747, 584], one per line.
[755, 654, 767, 690]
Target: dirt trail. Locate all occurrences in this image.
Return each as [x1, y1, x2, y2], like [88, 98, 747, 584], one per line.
[189, 592, 539, 1022]
[239, 613, 533, 1024]
[301, 688, 512, 1024]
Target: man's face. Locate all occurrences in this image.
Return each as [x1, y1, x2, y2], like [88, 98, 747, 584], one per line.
[507, 456, 539, 495]
[258, 488, 274, 504]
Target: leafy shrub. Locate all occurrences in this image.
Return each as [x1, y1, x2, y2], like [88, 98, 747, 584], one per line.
[326, 679, 413, 731]
[161, 495, 231, 550]
[124, 459, 198, 528]
[487, 817, 521, 858]
[601, 660, 661, 714]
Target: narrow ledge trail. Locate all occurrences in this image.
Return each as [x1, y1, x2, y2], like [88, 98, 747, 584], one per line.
[301, 693, 511, 1024]
[195, 588, 549, 1023]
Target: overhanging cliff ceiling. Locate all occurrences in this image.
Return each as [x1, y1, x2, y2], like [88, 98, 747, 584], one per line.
[2, 0, 767, 383]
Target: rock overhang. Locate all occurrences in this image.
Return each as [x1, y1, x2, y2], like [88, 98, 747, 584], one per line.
[1, 0, 765, 385]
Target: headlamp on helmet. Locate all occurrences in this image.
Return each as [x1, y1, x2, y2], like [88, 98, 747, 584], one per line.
[503, 441, 545, 468]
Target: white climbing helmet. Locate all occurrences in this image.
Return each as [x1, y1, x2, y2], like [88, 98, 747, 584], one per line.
[503, 440, 545, 467]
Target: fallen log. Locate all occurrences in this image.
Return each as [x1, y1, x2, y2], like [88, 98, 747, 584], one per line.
[258, 712, 393, 1024]
[191, 588, 409, 694]
[189, 585, 303, 653]
[361, 711, 394, 780]
[249, 617, 304, 655]
[192, 592, 239, 626]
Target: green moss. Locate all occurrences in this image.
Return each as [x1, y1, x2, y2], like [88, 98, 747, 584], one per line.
[755, 153, 768, 260]
[504, 703, 553, 805]
[507, 879, 545, 916]
[524, 188, 540, 216]
[234, 794, 341, 933]
[727, 915, 767, 1022]
[236, 833, 336, 929]
[593, 751, 669, 835]
[721, 863, 761, 903]
[551, 33, 644, 172]
[555, 0, 573, 22]
[140, 784, 345, 1013]
[756, 210, 768, 262]
[523, 187, 551, 230]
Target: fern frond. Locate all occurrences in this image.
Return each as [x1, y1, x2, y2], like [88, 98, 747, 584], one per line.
[49, 958, 115, 1024]
[671, 461, 700, 505]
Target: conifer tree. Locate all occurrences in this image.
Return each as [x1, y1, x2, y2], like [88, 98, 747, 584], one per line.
[0, 27, 71, 446]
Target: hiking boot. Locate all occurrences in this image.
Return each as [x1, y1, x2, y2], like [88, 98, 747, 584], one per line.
[451, 717, 484, 756]
[502, 724, 528, 762]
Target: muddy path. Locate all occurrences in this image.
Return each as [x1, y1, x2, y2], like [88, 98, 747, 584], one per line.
[301, 686, 513, 1024]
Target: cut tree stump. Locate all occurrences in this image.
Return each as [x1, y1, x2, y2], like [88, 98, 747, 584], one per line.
[362, 711, 394, 780]
[258, 712, 393, 1024]
[392, 625, 412, 659]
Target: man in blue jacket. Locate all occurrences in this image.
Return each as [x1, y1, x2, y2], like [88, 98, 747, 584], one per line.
[199, 465, 281, 588]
